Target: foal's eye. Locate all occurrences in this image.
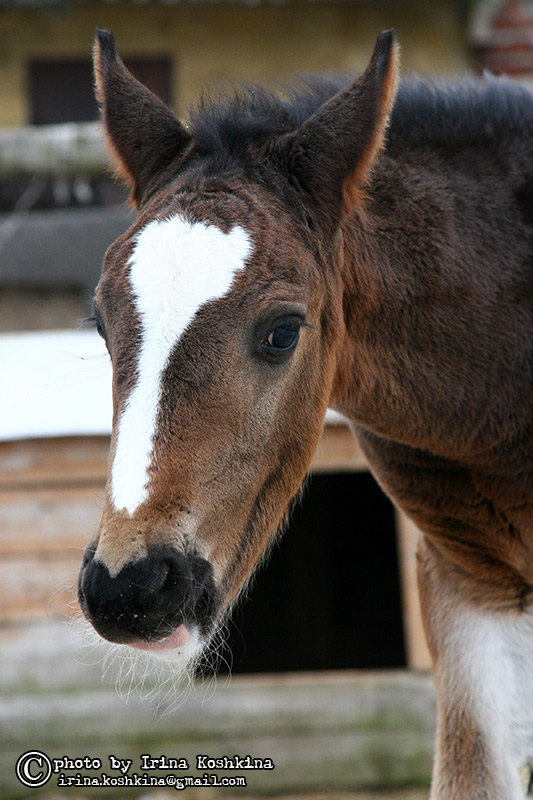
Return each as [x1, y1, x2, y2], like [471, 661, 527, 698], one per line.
[94, 318, 106, 341]
[265, 324, 300, 351]
[89, 307, 107, 345]
[259, 315, 305, 362]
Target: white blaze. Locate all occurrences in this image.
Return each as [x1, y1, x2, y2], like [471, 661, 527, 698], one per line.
[111, 216, 252, 515]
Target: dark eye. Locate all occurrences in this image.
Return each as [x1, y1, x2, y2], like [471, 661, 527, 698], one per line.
[259, 315, 305, 362]
[264, 323, 300, 351]
[94, 317, 106, 341]
[89, 306, 108, 346]
[89, 306, 106, 341]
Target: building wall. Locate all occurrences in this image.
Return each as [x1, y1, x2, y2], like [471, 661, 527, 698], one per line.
[0, 0, 470, 127]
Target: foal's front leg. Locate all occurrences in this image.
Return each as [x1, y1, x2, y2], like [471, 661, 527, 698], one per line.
[418, 538, 527, 800]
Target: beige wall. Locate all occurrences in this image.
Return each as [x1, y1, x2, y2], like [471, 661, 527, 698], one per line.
[0, 0, 469, 127]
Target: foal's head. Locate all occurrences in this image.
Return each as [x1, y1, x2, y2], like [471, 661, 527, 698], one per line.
[78, 30, 399, 669]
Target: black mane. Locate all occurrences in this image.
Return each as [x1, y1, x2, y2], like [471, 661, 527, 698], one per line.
[187, 73, 533, 162]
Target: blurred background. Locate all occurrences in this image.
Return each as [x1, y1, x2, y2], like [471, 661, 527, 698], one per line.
[0, 0, 532, 798]
[4, 0, 532, 334]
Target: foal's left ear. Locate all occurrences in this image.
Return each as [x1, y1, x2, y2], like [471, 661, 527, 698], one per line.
[279, 30, 399, 222]
[94, 30, 192, 207]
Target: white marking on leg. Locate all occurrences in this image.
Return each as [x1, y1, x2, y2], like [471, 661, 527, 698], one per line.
[437, 601, 533, 798]
[111, 216, 252, 515]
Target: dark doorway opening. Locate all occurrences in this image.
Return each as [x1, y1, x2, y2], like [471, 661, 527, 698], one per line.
[29, 57, 172, 124]
[214, 471, 406, 674]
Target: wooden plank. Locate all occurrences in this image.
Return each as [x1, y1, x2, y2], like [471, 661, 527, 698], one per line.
[0, 486, 102, 555]
[311, 424, 367, 472]
[395, 511, 432, 671]
[0, 556, 80, 624]
[0, 436, 109, 489]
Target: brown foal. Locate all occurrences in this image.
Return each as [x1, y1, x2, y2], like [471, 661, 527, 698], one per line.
[78, 30, 533, 799]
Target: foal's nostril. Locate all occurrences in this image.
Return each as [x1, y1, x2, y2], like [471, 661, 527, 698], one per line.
[141, 560, 170, 597]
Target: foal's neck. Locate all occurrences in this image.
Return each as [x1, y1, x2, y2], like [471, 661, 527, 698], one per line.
[331, 151, 531, 463]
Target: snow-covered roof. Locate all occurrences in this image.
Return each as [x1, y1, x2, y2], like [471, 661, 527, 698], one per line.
[0, 330, 345, 442]
[0, 329, 111, 442]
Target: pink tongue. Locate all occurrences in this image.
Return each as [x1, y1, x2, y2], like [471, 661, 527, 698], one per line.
[127, 624, 190, 651]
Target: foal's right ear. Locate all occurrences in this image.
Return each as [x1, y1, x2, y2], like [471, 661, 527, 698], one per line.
[93, 30, 192, 207]
[277, 30, 399, 227]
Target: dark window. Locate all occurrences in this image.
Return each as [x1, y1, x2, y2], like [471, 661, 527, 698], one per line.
[210, 472, 407, 674]
[7, 57, 172, 214]
[29, 57, 172, 125]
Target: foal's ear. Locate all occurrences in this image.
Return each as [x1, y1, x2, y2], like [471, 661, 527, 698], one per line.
[280, 30, 399, 221]
[93, 30, 192, 207]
